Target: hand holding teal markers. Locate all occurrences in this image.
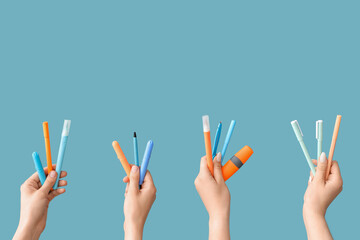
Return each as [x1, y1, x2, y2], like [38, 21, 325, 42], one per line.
[194, 153, 230, 240]
[123, 166, 156, 240]
[303, 153, 343, 240]
[13, 167, 68, 240]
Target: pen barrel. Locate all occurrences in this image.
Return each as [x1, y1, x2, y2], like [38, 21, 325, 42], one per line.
[317, 140, 322, 159]
[32, 152, 46, 185]
[113, 141, 131, 177]
[139, 141, 153, 185]
[204, 131, 214, 175]
[299, 140, 316, 175]
[133, 138, 139, 167]
[54, 136, 68, 189]
[222, 156, 243, 181]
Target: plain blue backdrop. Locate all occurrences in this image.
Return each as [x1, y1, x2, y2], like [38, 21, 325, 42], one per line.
[1, 1, 359, 239]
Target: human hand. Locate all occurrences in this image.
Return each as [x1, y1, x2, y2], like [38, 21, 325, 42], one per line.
[13, 165, 67, 240]
[122, 166, 156, 240]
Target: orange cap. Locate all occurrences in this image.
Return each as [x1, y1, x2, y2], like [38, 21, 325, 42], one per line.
[234, 145, 253, 164]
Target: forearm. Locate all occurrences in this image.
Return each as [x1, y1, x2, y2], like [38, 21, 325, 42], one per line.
[124, 222, 144, 240]
[209, 214, 230, 240]
[13, 223, 41, 240]
[303, 208, 333, 240]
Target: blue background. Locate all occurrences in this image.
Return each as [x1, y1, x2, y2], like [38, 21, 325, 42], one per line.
[1, 1, 359, 239]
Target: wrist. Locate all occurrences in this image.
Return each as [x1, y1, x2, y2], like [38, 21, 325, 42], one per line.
[13, 223, 41, 240]
[124, 220, 144, 240]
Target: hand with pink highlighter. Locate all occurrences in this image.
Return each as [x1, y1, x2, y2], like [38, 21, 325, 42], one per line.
[194, 153, 231, 240]
[303, 152, 343, 240]
[13, 165, 68, 240]
[122, 166, 157, 240]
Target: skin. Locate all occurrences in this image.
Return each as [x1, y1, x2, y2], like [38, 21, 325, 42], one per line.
[122, 166, 157, 240]
[303, 152, 343, 240]
[194, 153, 231, 240]
[13, 164, 68, 240]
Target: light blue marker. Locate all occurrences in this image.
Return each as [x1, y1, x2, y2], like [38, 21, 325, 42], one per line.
[54, 120, 71, 189]
[32, 152, 46, 185]
[316, 120, 323, 160]
[139, 140, 153, 186]
[291, 120, 316, 175]
[212, 122, 222, 159]
[133, 132, 139, 167]
[221, 120, 236, 163]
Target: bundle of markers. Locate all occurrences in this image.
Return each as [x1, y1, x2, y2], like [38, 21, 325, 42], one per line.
[291, 115, 342, 179]
[112, 132, 153, 186]
[202, 115, 253, 181]
[32, 120, 71, 189]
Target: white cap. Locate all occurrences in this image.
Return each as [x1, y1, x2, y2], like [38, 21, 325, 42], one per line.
[62, 120, 71, 136]
[202, 115, 210, 132]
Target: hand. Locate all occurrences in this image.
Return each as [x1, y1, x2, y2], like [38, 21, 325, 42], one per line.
[122, 166, 156, 240]
[194, 153, 230, 240]
[303, 152, 343, 240]
[13, 165, 68, 240]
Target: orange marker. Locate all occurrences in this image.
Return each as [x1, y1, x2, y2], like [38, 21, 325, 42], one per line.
[326, 115, 342, 179]
[112, 141, 131, 177]
[43, 122, 52, 172]
[202, 115, 214, 175]
[222, 146, 253, 181]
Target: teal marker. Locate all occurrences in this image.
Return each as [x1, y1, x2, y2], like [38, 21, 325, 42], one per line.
[316, 120, 323, 159]
[291, 120, 316, 175]
[221, 120, 236, 163]
[212, 122, 222, 159]
[133, 132, 139, 167]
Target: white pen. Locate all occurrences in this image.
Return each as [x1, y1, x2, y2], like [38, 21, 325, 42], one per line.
[316, 120, 323, 160]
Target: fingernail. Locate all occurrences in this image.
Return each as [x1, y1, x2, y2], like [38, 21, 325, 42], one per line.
[50, 171, 56, 178]
[320, 152, 326, 163]
[131, 166, 138, 173]
[216, 152, 221, 162]
[309, 176, 312, 183]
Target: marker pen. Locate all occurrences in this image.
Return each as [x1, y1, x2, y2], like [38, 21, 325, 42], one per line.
[222, 145, 253, 181]
[139, 140, 153, 186]
[54, 120, 71, 189]
[32, 152, 46, 185]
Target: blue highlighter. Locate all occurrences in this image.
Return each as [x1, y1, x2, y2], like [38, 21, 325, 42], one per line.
[32, 152, 46, 185]
[139, 140, 153, 186]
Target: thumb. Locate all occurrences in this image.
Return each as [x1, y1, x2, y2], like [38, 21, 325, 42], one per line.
[314, 152, 328, 183]
[41, 171, 57, 193]
[128, 166, 140, 193]
[213, 152, 224, 183]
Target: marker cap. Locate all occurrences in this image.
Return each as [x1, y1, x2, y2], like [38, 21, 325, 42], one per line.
[234, 145, 253, 164]
[43, 122, 49, 137]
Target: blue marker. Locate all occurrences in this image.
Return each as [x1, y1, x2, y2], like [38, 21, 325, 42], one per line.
[221, 120, 236, 163]
[212, 122, 222, 158]
[32, 152, 46, 185]
[54, 120, 71, 189]
[139, 140, 153, 186]
[133, 132, 139, 167]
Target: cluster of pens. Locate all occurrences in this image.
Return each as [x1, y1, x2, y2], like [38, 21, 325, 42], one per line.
[32, 120, 71, 189]
[112, 132, 153, 186]
[291, 115, 342, 178]
[202, 115, 253, 181]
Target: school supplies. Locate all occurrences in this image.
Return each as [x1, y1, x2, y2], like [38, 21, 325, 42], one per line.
[221, 120, 236, 163]
[139, 140, 153, 185]
[43, 122, 52, 172]
[327, 115, 342, 179]
[54, 120, 71, 189]
[32, 152, 46, 185]
[202, 115, 214, 175]
[222, 146, 253, 181]
[212, 122, 222, 159]
[133, 132, 139, 167]
[316, 120, 323, 159]
[113, 141, 131, 177]
[291, 120, 316, 175]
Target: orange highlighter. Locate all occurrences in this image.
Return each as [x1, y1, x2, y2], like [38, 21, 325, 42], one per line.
[112, 141, 131, 177]
[222, 145, 253, 181]
[326, 115, 342, 179]
[43, 122, 52, 172]
[202, 115, 214, 176]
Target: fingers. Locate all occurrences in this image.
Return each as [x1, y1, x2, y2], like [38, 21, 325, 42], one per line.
[141, 170, 155, 190]
[48, 188, 66, 201]
[58, 180, 67, 187]
[313, 152, 328, 183]
[312, 159, 318, 165]
[199, 156, 211, 177]
[328, 161, 343, 183]
[40, 171, 58, 193]
[123, 176, 129, 183]
[26, 171, 41, 185]
[213, 153, 224, 183]
[128, 166, 140, 194]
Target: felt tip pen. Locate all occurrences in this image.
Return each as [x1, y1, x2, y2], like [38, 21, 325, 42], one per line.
[139, 140, 153, 186]
[54, 120, 71, 189]
[212, 122, 222, 159]
[221, 120, 236, 163]
[291, 120, 316, 175]
[113, 141, 131, 177]
[326, 115, 342, 179]
[316, 120, 323, 159]
[43, 122, 53, 172]
[222, 145, 253, 181]
[32, 152, 46, 185]
[202, 115, 214, 175]
[133, 132, 139, 167]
